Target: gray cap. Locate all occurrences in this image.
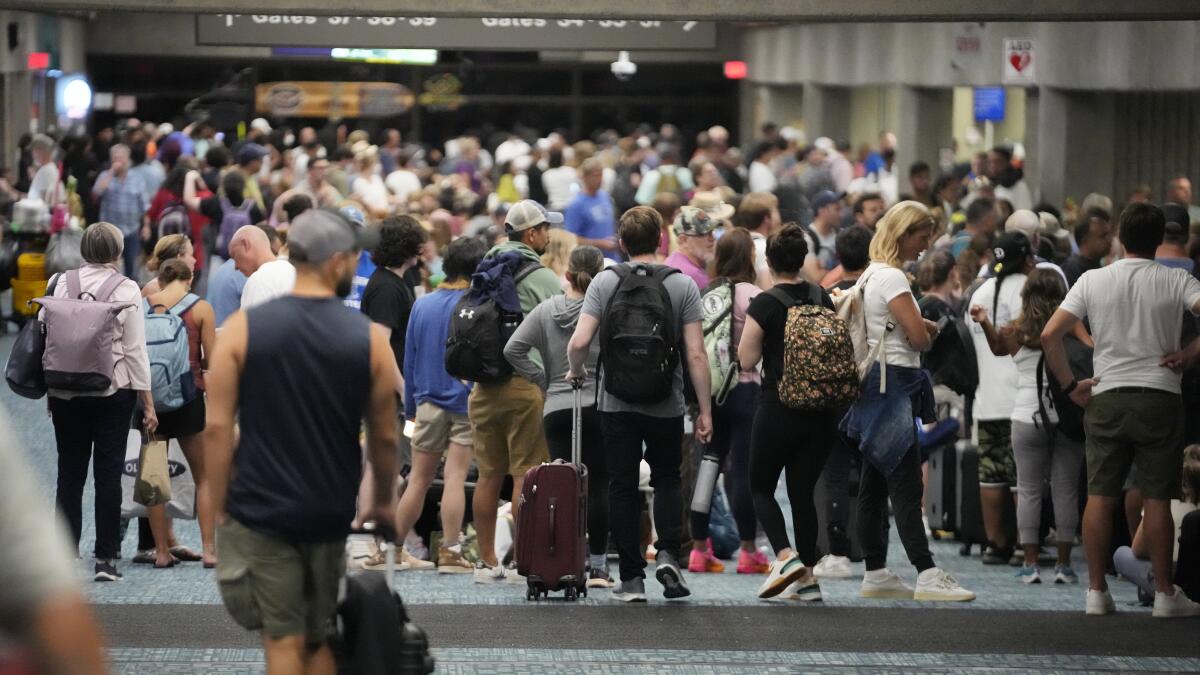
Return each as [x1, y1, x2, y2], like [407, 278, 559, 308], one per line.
[504, 199, 563, 233]
[287, 209, 376, 264]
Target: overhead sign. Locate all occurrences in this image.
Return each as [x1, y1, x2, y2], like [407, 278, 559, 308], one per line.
[196, 15, 717, 51]
[1002, 38, 1036, 85]
[256, 81, 414, 118]
[972, 87, 1005, 122]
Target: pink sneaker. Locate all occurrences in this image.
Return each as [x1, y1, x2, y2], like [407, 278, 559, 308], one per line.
[687, 540, 726, 573]
[737, 549, 770, 575]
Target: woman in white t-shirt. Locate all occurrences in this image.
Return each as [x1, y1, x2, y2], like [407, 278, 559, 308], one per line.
[971, 268, 1089, 585]
[842, 200, 975, 602]
[350, 151, 392, 220]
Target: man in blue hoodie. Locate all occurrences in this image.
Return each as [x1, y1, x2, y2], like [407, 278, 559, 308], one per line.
[470, 200, 564, 585]
[390, 237, 488, 575]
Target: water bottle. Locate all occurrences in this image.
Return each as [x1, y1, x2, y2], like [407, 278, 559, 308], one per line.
[690, 450, 722, 515]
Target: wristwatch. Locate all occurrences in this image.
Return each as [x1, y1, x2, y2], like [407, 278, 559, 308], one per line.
[1062, 379, 1078, 395]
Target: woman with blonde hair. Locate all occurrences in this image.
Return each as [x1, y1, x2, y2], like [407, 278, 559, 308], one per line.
[541, 227, 578, 284]
[141, 234, 195, 297]
[841, 200, 976, 602]
[351, 147, 391, 220]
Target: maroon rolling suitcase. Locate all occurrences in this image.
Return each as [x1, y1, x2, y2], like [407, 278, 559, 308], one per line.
[516, 380, 589, 600]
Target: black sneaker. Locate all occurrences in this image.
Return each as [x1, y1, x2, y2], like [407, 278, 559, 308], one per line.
[587, 567, 615, 589]
[94, 560, 122, 582]
[981, 546, 1012, 565]
[655, 552, 691, 600]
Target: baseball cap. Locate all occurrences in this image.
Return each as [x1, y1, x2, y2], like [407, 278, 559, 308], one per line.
[1162, 202, 1190, 230]
[673, 206, 717, 237]
[991, 232, 1032, 277]
[236, 143, 268, 165]
[688, 191, 735, 221]
[1005, 209, 1040, 241]
[1038, 211, 1070, 241]
[250, 118, 272, 134]
[288, 209, 377, 264]
[504, 199, 563, 233]
[811, 190, 841, 212]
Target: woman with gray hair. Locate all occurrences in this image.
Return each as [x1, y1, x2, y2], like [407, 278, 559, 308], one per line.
[44, 222, 156, 583]
[504, 244, 613, 588]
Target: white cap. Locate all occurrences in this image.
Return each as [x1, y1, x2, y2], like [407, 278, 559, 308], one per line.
[814, 136, 835, 152]
[1005, 209, 1040, 241]
[250, 118, 272, 133]
[504, 200, 563, 233]
[156, 123, 174, 138]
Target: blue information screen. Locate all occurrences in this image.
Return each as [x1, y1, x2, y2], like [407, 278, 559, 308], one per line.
[973, 87, 1006, 122]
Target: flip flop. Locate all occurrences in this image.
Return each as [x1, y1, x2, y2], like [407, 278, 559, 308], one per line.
[170, 546, 203, 562]
[154, 557, 179, 569]
[132, 550, 156, 565]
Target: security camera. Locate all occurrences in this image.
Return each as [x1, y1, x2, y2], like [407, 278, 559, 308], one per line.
[611, 51, 637, 82]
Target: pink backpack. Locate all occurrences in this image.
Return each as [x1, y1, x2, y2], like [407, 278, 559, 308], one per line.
[36, 269, 136, 393]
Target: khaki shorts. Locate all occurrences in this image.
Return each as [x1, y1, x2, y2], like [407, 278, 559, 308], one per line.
[412, 402, 473, 454]
[216, 519, 345, 646]
[1085, 390, 1185, 500]
[468, 377, 548, 477]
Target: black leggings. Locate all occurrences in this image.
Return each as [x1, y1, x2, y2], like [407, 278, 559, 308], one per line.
[691, 382, 759, 542]
[543, 406, 608, 557]
[1177, 510, 1200, 601]
[748, 395, 835, 565]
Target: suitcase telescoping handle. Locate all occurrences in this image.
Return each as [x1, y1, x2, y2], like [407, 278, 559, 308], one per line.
[570, 377, 583, 466]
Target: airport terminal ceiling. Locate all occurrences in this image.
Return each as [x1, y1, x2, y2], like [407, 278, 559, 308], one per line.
[12, 0, 1200, 20]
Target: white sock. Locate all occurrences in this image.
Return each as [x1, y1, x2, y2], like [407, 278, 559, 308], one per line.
[590, 554, 607, 571]
[448, 543, 462, 554]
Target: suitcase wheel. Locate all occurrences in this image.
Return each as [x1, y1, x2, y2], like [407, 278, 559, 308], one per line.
[526, 579, 543, 601]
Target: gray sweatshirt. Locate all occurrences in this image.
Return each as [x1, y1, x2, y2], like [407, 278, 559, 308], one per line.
[504, 294, 599, 416]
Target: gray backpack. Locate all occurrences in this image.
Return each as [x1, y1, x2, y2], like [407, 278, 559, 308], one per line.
[36, 269, 135, 392]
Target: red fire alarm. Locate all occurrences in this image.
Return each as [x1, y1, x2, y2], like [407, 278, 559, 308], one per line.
[724, 61, 747, 80]
[27, 52, 50, 70]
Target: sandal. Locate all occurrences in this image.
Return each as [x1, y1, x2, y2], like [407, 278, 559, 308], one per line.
[154, 556, 179, 569]
[132, 549, 156, 565]
[169, 546, 203, 562]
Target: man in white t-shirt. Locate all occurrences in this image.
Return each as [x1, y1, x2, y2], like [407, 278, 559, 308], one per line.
[25, 134, 63, 206]
[735, 192, 823, 289]
[229, 225, 296, 311]
[1042, 203, 1200, 618]
[967, 232, 1033, 565]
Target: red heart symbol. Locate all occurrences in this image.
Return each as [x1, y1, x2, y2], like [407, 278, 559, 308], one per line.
[1010, 51, 1031, 72]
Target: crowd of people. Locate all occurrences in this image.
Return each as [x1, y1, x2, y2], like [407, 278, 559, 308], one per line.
[5, 115, 1200, 673]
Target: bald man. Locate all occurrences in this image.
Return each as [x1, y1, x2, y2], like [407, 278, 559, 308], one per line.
[233, 225, 296, 311]
[208, 225, 280, 325]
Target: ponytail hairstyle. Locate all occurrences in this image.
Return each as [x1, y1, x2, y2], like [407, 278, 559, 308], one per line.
[147, 234, 190, 272]
[915, 249, 956, 293]
[566, 245, 605, 295]
[764, 222, 810, 276]
[156, 258, 193, 288]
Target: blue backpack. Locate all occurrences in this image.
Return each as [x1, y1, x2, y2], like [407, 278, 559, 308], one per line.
[144, 294, 199, 412]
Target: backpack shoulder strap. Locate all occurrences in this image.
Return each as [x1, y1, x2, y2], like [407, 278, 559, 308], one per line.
[513, 259, 543, 285]
[806, 282, 825, 308]
[169, 292, 202, 317]
[66, 269, 83, 300]
[764, 286, 798, 309]
[95, 273, 127, 303]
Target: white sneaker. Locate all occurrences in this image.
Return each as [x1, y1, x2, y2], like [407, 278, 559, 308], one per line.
[1153, 586, 1200, 618]
[913, 568, 975, 602]
[504, 561, 527, 585]
[473, 561, 507, 584]
[780, 572, 823, 602]
[757, 553, 807, 599]
[813, 554, 854, 579]
[1085, 588, 1116, 616]
[860, 568, 914, 599]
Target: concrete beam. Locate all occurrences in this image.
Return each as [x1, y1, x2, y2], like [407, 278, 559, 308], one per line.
[11, 0, 1200, 20]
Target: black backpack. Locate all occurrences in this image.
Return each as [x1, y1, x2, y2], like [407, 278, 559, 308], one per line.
[444, 261, 541, 383]
[1035, 336, 1093, 442]
[919, 295, 979, 398]
[598, 264, 680, 404]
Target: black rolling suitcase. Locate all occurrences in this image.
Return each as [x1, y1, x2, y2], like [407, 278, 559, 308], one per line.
[924, 443, 958, 538]
[954, 440, 989, 555]
[333, 540, 435, 675]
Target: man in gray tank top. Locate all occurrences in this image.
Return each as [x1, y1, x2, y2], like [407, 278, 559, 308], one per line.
[206, 209, 398, 671]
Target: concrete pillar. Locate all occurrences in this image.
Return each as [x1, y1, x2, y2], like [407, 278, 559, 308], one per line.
[895, 85, 953, 195]
[1035, 88, 1069, 209]
[1022, 88, 1040, 205]
[800, 83, 850, 143]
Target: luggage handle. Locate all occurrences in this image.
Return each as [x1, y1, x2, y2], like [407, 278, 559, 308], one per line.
[362, 522, 398, 577]
[570, 377, 583, 466]
[548, 499, 557, 555]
